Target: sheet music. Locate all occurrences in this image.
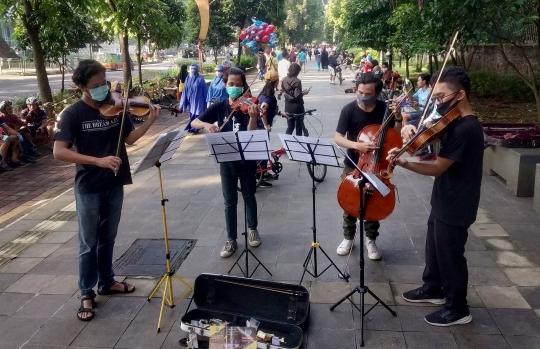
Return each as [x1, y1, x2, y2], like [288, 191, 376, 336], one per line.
[279, 134, 312, 162]
[237, 130, 270, 161]
[133, 130, 185, 174]
[159, 130, 187, 163]
[205, 132, 241, 163]
[278, 134, 341, 167]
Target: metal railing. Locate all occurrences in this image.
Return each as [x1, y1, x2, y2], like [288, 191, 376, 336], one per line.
[0, 57, 60, 74]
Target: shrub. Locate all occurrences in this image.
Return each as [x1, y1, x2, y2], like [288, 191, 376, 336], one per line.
[468, 70, 536, 102]
[239, 55, 257, 68]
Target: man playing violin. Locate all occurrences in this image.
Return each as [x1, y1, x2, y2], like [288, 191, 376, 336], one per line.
[334, 73, 402, 260]
[53, 59, 161, 322]
[387, 66, 484, 326]
[191, 67, 262, 258]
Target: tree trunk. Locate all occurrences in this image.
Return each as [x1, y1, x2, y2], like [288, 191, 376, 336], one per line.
[120, 29, 131, 91]
[214, 49, 218, 64]
[405, 55, 410, 78]
[24, 25, 53, 103]
[429, 54, 433, 74]
[236, 36, 242, 67]
[137, 36, 143, 87]
[60, 55, 65, 94]
[535, 89, 540, 122]
[434, 54, 439, 71]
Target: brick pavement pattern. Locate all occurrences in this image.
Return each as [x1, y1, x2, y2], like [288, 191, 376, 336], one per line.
[0, 64, 539, 348]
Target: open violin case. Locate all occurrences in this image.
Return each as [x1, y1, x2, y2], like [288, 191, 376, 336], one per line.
[483, 123, 540, 148]
[180, 273, 310, 349]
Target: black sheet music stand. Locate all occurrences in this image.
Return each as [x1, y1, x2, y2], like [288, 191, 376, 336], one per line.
[278, 134, 349, 283]
[205, 130, 272, 278]
[329, 143, 397, 347]
[132, 129, 194, 333]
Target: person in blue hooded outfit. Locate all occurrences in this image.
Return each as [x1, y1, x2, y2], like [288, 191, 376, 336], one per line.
[180, 64, 208, 133]
[206, 65, 228, 108]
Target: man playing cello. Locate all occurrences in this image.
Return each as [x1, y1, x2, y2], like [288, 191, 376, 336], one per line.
[387, 66, 484, 326]
[334, 73, 402, 260]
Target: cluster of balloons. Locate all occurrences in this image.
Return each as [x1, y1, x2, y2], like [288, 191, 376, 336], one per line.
[239, 17, 277, 54]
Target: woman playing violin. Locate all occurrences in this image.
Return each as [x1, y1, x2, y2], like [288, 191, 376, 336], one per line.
[334, 73, 402, 260]
[191, 67, 262, 259]
[53, 59, 161, 322]
[387, 66, 484, 327]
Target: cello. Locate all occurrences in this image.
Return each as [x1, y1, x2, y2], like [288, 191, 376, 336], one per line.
[336, 104, 402, 221]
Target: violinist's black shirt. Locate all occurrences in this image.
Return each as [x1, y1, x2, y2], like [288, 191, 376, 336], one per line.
[336, 100, 392, 168]
[197, 99, 256, 176]
[431, 115, 484, 226]
[54, 100, 134, 193]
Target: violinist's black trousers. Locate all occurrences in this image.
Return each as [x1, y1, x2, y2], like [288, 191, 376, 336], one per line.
[421, 211, 469, 313]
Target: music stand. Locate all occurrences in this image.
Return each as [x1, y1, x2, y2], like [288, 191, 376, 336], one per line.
[205, 130, 272, 278]
[329, 143, 396, 347]
[278, 134, 350, 283]
[132, 129, 194, 333]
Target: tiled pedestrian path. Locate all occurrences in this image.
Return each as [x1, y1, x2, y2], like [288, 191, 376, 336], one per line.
[0, 61, 539, 348]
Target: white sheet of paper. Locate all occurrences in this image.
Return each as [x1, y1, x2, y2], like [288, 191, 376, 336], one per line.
[205, 132, 241, 163]
[237, 130, 270, 161]
[159, 130, 187, 163]
[133, 130, 184, 174]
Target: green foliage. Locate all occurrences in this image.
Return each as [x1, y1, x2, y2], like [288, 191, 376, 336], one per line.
[239, 55, 257, 68]
[282, 0, 325, 44]
[469, 70, 537, 102]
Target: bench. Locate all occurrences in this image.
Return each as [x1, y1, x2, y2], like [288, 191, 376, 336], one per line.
[483, 146, 540, 197]
[535, 164, 540, 212]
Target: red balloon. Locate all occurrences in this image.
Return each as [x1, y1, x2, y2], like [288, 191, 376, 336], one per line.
[239, 31, 247, 40]
[261, 23, 268, 29]
[261, 35, 269, 43]
[266, 25, 275, 33]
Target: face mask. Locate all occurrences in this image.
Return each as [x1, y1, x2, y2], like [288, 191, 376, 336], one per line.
[357, 94, 378, 107]
[436, 99, 456, 116]
[381, 68, 388, 73]
[88, 85, 109, 102]
[190, 69, 199, 77]
[226, 87, 244, 99]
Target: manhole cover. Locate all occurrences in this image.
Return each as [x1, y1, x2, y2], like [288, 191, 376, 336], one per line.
[113, 239, 196, 276]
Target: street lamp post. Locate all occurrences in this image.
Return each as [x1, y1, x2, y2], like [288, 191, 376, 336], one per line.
[386, 47, 392, 71]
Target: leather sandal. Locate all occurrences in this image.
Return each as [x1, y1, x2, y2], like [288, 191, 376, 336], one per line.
[77, 296, 95, 321]
[97, 281, 136, 295]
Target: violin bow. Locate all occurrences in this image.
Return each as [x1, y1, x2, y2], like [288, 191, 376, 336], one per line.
[114, 79, 132, 176]
[218, 73, 260, 132]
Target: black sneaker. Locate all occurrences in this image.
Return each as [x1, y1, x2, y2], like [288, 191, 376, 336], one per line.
[402, 287, 446, 305]
[424, 308, 472, 327]
[259, 180, 272, 188]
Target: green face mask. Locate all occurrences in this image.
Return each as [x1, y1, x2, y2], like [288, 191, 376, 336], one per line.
[226, 86, 244, 99]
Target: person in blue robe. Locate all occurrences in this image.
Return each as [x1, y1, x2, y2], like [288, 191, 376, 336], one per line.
[206, 65, 228, 108]
[180, 64, 208, 133]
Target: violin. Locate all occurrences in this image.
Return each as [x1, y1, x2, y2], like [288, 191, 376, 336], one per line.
[98, 91, 181, 119]
[337, 106, 402, 221]
[218, 94, 264, 132]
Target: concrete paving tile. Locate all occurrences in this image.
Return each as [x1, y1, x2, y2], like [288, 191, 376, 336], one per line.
[468, 267, 513, 286]
[0, 316, 49, 348]
[517, 287, 540, 309]
[353, 304, 401, 331]
[467, 286, 485, 308]
[21, 344, 67, 349]
[385, 264, 424, 284]
[0, 292, 34, 316]
[483, 238, 521, 251]
[1, 219, 45, 232]
[396, 306, 450, 332]
[273, 262, 312, 283]
[470, 223, 509, 237]
[475, 212, 497, 224]
[504, 335, 540, 349]
[71, 318, 131, 348]
[0, 230, 27, 243]
[452, 333, 510, 349]
[0, 257, 43, 273]
[403, 331, 457, 349]
[310, 303, 354, 329]
[53, 221, 79, 232]
[52, 294, 110, 318]
[493, 251, 536, 268]
[350, 282, 395, 306]
[40, 274, 79, 295]
[115, 320, 173, 348]
[488, 308, 540, 336]
[4, 273, 55, 293]
[29, 316, 87, 346]
[133, 296, 188, 324]
[46, 245, 78, 260]
[18, 243, 63, 259]
[465, 235, 488, 251]
[503, 268, 540, 286]
[39, 231, 77, 244]
[382, 248, 424, 266]
[449, 308, 501, 334]
[29, 258, 78, 275]
[306, 328, 355, 349]
[347, 260, 390, 283]
[360, 330, 406, 348]
[475, 286, 531, 309]
[0, 273, 23, 292]
[465, 251, 499, 267]
[95, 296, 147, 320]
[15, 294, 72, 317]
[309, 281, 351, 304]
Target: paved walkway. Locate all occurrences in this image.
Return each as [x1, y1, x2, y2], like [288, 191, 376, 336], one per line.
[0, 61, 539, 348]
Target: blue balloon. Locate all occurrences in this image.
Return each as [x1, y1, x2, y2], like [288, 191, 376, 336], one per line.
[242, 39, 248, 44]
[252, 47, 259, 53]
[270, 33, 277, 40]
[251, 17, 263, 27]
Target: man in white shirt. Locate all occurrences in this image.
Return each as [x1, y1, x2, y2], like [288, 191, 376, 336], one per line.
[277, 52, 291, 100]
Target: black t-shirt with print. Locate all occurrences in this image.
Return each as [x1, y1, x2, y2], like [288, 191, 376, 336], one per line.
[198, 99, 257, 176]
[53, 100, 134, 194]
[335, 100, 392, 168]
[431, 115, 484, 227]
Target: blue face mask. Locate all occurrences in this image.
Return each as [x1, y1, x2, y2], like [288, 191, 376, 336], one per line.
[89, 84, 109, 102]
